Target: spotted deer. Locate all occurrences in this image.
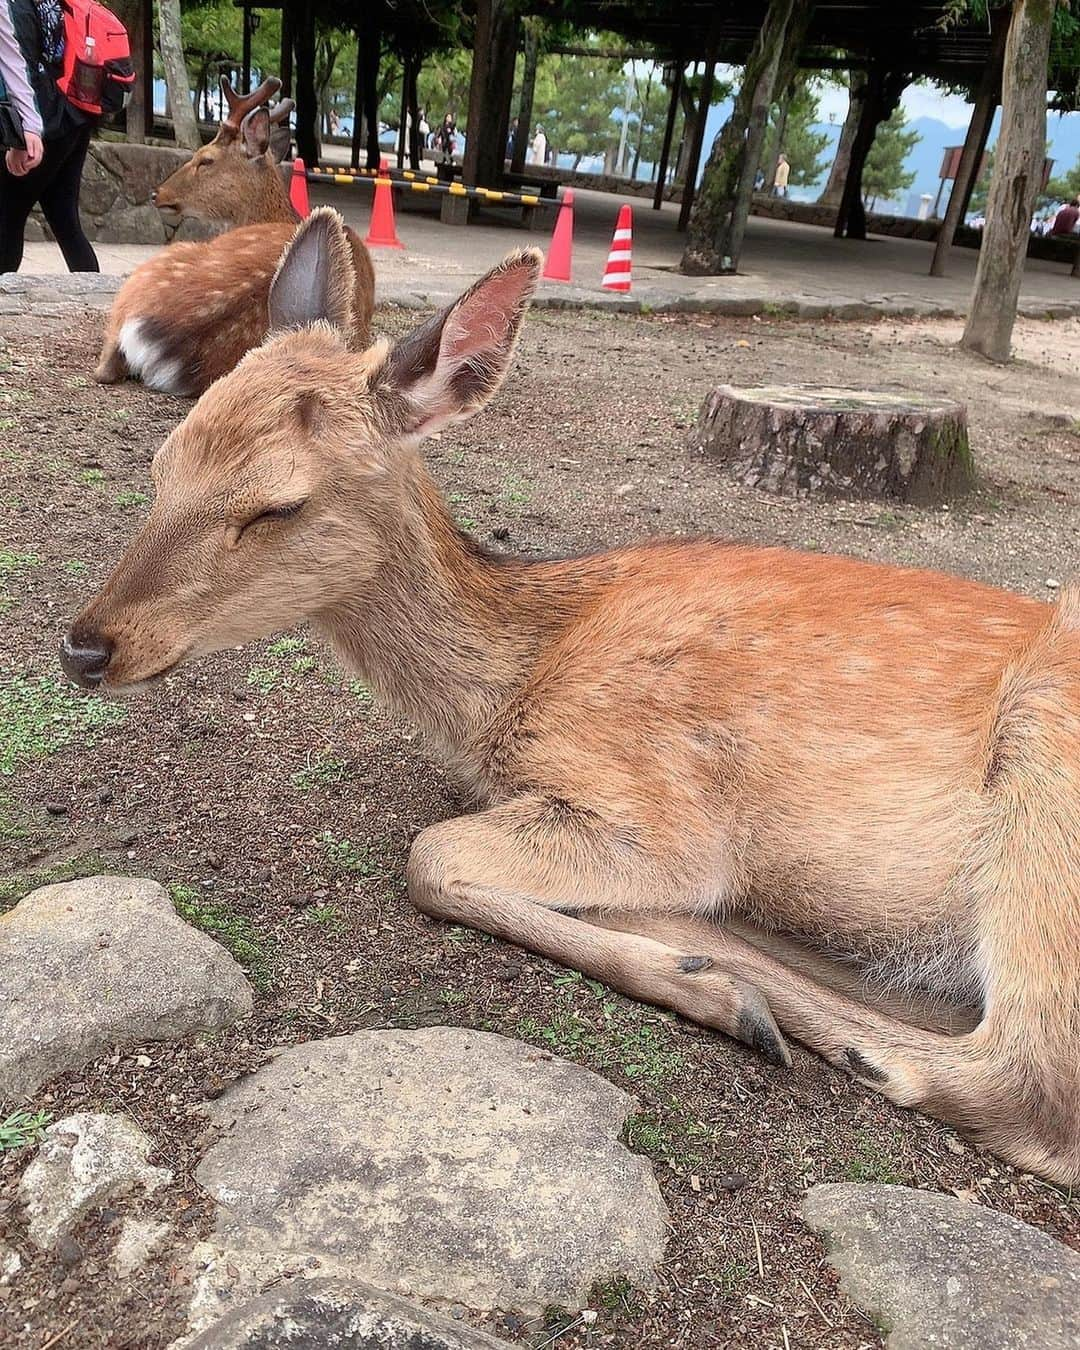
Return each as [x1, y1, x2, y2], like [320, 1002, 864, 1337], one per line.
[63, 210, 1080, 1185]
[93, 79, 374, 396]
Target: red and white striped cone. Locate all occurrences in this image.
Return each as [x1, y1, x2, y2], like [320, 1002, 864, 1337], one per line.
[601, 204, 633, 292]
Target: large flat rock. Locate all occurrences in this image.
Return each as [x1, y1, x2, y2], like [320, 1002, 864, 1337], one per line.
[185, 1277, 513, 1350]
[192, 1027, 668, 1324]
[0, 876, 253, 1099]
[803, 1183, 1080, 1349]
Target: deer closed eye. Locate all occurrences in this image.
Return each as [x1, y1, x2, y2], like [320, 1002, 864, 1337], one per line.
[231, 501, 307, 545]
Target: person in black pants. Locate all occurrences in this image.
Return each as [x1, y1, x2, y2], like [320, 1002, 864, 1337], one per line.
[0, 0, 98, 273]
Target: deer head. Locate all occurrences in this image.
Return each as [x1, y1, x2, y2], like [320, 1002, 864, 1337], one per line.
[152, 76, 295, 226]
[60, 210, 542, 693]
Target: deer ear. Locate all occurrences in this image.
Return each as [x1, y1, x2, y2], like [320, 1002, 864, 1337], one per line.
[377, 247, 541, 440]
[240, 106, 271, 158]
[268, 208, 356, 336]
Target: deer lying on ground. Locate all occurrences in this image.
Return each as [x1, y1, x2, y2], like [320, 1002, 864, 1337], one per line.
[62, 209, 1080, 1185]
[93, 79, 374, 396]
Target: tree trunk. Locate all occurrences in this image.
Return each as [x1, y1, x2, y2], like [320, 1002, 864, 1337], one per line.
[691, 386, 975, 505]
[681, 0, 795, 271]
[674, 73, 698, 185]
[818, 77, 863, 207]
[677, 45, 721, 231]
[118, 0, 151, 141]
[359, 11, 381, 170]
[158, 0, 200, 149]
[930, 15, 1008, 277]
[397, 57, 409, 168]
[463, 0, 518, 187]
[961, 0, 1053, 362]
[510, 22, 539, 175]
[293, 0, 319, 165]
[350, 28, 364, 169]
[834, 66, 907, 240]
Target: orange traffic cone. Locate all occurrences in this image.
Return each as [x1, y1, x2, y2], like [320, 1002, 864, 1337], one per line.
[601, 204, 632, 291]
[542, 188, 574, 282]
[365, 165, 404, 250]
[289, 157, 310, 218]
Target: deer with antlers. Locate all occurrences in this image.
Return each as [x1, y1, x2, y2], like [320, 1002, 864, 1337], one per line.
[63, 211, 1080, 1185]
[93, 79, 374, 396]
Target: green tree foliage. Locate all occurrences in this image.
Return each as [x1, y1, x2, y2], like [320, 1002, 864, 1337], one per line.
[862, 106, 920, 208]
[760, 77, 830, 187]
[532, 45, 626, 169]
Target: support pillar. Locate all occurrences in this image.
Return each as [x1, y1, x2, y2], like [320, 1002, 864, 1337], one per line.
[510, 21, 540, 176]
[653, 61, 683, 209]
[293, 0, 318, 166]
[462, 0, 519, 188]
[930, 13, 1008, 277]
[677, 27, 721, 232]
[125, 0, 153, 141]
[241, 7, 252, 95]
[280, 1, 294, 97]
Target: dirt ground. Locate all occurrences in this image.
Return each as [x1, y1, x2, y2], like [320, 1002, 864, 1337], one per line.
[0, 302, 1078, 1350]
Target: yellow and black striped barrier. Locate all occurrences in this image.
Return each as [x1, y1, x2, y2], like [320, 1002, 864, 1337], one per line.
[306, 166, 551, 210]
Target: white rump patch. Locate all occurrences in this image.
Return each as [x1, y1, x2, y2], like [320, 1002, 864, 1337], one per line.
[118, 318, 188, 395]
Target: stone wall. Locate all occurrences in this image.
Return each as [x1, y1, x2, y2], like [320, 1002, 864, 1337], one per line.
[27, 139, 217, 246]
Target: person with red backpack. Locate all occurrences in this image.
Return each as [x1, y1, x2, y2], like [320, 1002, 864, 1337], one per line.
[0, 0, 132, 273]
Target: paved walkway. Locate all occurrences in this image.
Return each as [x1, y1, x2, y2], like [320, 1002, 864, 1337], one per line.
[16, 182, 1080, 320]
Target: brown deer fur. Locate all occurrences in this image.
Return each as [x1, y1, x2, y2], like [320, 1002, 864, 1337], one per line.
[93, 81, 374, 397]
[63, 210, 1080, 1184]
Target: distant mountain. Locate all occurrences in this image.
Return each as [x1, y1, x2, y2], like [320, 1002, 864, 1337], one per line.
[697, 100, 1080, 216]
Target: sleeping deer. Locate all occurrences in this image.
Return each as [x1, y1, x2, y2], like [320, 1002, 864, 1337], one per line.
[93, 79, 374, 396]
[62, 210, 1080, 1185]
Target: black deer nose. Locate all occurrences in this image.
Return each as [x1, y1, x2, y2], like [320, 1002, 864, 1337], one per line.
[59, 632, 113, 688]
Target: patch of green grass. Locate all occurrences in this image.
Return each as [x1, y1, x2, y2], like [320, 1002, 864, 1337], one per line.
[247, 665, 281, 695]
[844, 1130, 909, 1185]
[0, 417, 16, 434]
[292, 655, 317, 674]
[501, 475, 532, 509]
[303, 903, 343, 928]
[440, 988, 467, 1007]
[0, 550, 41, 578]
[705, 1259, 751, 1299]
[0, 853, 110, 914]
[169, 883, 271, 991]
[593, 1275, 644, 1319]
[63, 560, 90, 577]
[0, 1109, 48, 1152]
[0, 673, 126, 777]
[267, 635, 307, 658]
[80, 468, 107, 486]
[319, 831, 387, 879]
[517, 983, 683, 1085]
[348, 679, 372, 704]
[624, 1104, 720, 1168]
[114, 489, 148, 510]
[291, 752, 350, 792]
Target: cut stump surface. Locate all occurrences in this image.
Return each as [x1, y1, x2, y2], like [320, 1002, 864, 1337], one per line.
[691, 385, 974, 504]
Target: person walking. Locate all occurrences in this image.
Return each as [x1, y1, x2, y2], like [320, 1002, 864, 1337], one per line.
[773, 152, 790, 198]
[1051, 196, 1080, 237]
[0, 0, 99, 273]
[433, 112, 456, 166]
[529, 124, 547, 167]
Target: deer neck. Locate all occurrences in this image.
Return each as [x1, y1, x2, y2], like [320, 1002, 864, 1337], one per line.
[318, 461, 561, 773]
[228, 162, 299, 226]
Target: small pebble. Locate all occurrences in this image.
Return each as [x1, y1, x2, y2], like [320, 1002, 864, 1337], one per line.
[45, 801, 68, 817]
[97, 788, 114, 805]
[449, 1305, 465, 1320]
[718, 1172, 749, 1191]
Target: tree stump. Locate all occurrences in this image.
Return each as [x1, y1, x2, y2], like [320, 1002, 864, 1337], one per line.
[690, 386, 974, 504]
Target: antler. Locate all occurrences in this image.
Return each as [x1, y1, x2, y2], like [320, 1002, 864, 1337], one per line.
[218, 74, 282, 140]
[268, 98, 294, 126]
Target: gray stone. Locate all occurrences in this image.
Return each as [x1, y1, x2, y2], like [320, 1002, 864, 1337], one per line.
[19, 1112, 172, 1249]
[0, 876, 253, 1100]
[94, 203, 169, 246]
[803, 1183, 1080, 1349]
[0, 1240, 22, 1285]
[112, 1216, 172, 1277]
[185, 1277, 513, 1350]
[191, 1027, 667, 1326]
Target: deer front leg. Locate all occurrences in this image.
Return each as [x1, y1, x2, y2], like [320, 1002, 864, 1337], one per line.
[406, 798, 791, 1067]
[93, 332, 127, 384]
